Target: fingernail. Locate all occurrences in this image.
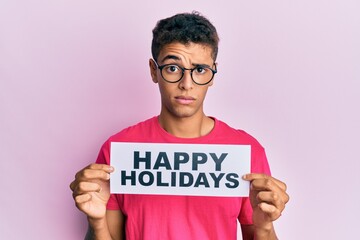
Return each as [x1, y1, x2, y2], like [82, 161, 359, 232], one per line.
[242, 174, 248, 180]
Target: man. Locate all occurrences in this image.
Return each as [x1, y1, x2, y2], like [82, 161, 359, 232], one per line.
[70, 12, 289, 240]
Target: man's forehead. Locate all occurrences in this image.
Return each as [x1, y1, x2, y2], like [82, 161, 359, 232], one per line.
[158, 42, 214, 62]
[160, 55, 181, 62]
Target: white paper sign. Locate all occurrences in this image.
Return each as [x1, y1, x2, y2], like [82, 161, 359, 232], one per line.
[110, 142, 251, 197]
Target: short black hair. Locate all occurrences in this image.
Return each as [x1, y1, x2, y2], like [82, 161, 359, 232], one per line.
[151, 11, 219, 62]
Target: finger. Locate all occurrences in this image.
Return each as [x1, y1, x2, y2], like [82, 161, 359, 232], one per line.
[243, 173, 287, 191]
[75, 168, 111, 181]
[73, 182, 102, 197]
[75, 164, 114, 178]
[256, 191, 285, 210]
[69, 180, 76, 191]
[71, 164, 113, 191]
[258, 202, 282, 221]
[88, 163, 114, 173]
[75, 193, 92, 205]
[250, 178, 281, 192]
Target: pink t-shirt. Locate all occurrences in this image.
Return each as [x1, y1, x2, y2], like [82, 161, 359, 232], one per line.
[96, 116, 271, 240]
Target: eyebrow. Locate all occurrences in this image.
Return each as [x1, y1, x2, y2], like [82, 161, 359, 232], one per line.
[160, 55, 181, 62]
[160, 55, 212, 68]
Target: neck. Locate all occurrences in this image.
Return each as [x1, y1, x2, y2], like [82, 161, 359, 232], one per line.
[158, 111, 214, 138]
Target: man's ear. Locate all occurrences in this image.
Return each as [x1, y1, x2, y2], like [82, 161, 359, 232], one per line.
[149, 59, 158, 83]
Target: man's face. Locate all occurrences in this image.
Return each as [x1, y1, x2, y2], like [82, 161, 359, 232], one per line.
[150, 42, 215, 119]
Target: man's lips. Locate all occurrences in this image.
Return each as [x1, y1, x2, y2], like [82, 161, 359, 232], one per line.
[175, 96, 196, 105]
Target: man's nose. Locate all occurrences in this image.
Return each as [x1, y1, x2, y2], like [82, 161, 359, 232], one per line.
[178, 69, 194, 90]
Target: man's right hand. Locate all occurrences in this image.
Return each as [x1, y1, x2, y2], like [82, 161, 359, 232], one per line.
[70, 164, 114, 220]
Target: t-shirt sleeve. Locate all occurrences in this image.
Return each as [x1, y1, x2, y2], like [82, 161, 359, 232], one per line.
[238, 145, 271, 225]
[95, 140, 121, 210]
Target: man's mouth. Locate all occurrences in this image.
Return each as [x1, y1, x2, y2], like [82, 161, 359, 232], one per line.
[175, 96, 196, 105]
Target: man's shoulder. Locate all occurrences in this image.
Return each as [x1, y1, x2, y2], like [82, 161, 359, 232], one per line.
[214, 118, 264, 148]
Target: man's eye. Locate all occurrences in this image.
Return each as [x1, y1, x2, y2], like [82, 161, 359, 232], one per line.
[166, 65, 180, 73]
[195, 67, 207, 74]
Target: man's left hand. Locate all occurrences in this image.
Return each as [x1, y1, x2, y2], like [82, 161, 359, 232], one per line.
[243, 173, 289, 230]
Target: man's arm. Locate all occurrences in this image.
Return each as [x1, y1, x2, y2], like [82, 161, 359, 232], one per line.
[105, 210, 126, 240]
[241, 224, 278, 240]
[70, 164, 125, 240]
[241, 224, 255, 240]
[85, 210, 125, 240]
[242, 174, 289, 240]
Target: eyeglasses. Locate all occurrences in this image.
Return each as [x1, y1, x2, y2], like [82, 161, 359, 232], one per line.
[153, 60, 217, 85]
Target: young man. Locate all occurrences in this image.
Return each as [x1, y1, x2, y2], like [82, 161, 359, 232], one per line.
[70, 12, 289, 240]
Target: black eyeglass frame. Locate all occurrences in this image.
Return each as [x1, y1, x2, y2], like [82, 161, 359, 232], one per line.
[153, 60, 217, 86]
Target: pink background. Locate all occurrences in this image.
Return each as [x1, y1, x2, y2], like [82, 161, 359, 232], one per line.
[1, 1, 359, 239]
